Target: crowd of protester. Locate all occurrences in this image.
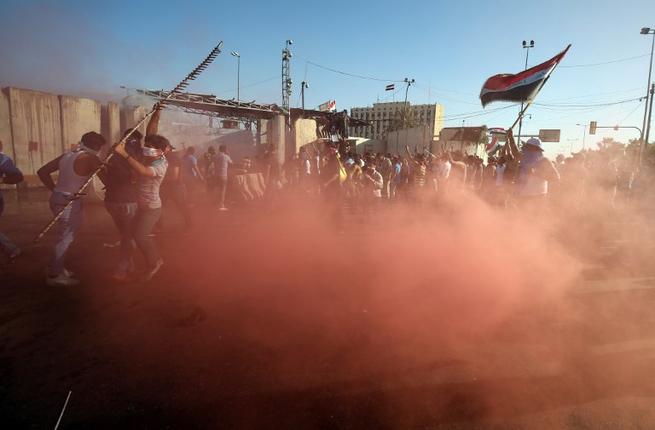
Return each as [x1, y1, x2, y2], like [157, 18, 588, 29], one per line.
[0, 110, 653, 286]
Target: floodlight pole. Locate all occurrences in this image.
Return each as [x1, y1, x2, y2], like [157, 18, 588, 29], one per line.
[230, 51, 241, 101]
[517, 40, 534, 147]
[403, 77, 415, 128]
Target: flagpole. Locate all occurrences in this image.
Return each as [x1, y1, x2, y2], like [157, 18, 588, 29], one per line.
[507, 44, 571, 133]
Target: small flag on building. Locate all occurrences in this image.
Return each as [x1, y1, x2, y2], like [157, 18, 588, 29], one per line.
[385, 84, 395, 91]
[479, 44, 571, 107]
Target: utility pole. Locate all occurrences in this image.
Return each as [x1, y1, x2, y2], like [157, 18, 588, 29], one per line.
[576, 123, 587, 151]
[230, 51, 241, 101]
[301, 81, 308, 111]
[281, 40, 293, 111]
[517, 40, 535, 147]
[639, 27, 654, 161]
[646, 83, 655, 146]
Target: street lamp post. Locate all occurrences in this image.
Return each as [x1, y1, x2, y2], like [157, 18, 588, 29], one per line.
[567, 138, 579, 154]
[403, 77, 415, 104]
[576, 123, 587, 151]
[517, 40, 534, 147]
[230, 51, 241, 101]
[301, 81, 308, 111]
[639, 27, 654, 157]
[402, 77, 415, 127]
[646, 82, 655, 148]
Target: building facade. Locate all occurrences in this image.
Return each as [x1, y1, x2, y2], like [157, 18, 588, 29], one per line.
[349, 102, 444, 141]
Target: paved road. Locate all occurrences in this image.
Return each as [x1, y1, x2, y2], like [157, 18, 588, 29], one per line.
[1, 190, 654, 429]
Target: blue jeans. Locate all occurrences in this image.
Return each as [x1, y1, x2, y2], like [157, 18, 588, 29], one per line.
[0, 197, 20, 256]
[105, 201, 137, 276]
[133, 207, 162, 268]
[49, 192, 83, 275]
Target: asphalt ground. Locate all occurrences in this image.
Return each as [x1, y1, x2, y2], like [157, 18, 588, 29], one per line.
[1, 189, 655, 429]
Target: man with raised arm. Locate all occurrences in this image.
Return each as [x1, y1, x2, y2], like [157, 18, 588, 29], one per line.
[37, 132, 107, 286]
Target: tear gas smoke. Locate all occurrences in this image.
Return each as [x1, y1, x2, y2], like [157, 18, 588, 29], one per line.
[85, 187, 601, 426]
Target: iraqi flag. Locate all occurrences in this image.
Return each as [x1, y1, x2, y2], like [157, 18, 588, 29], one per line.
[480, 45, 571, 107]
[486, 127, 506, 154]
[385, 84, 395, 91]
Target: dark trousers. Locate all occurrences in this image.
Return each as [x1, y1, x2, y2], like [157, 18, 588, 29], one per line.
[105, 201, 137, 276]
[134, 207, 162, 267]
[0, 197, 20, 256]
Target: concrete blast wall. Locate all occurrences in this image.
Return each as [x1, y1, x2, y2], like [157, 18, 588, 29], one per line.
[292, 118, 317, 156]
[385, 125, 433, 155]
[60, 96, 101, 152]
[270, 115, 286, 166]
[0, 90, 12, 157]
[120, 106, 148, 137]
[101, 102, 121, 147]
[7, 87, 63, 176]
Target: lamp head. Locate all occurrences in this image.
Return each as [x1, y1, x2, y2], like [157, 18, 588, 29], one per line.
[640, 27, 651, 35]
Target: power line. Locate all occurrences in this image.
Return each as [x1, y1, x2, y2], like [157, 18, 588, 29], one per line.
[618, 98, 644, 124]
[441, 104, 518, 120]
[301, 58, 404, 83]
[529, 98, 643, 122]
[412, 83, 479, 106]
[539, 87, 643, 103]
[534, 97, 643, 109]
[215, 75, 277, 96]
[560, 53, 649, 68]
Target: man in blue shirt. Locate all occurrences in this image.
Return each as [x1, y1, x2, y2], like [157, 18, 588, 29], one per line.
[0, 140, 24, 260]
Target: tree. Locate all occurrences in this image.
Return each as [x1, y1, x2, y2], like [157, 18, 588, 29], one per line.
[596, 137, 625, 151]
[387, 107, 419, 132]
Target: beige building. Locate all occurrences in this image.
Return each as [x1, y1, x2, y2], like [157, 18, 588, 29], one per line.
[349, 102, 444, 141]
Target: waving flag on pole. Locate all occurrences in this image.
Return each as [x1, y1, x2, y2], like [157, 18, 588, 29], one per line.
[385, 84, 395, 91]
[480, 45, 571, 107]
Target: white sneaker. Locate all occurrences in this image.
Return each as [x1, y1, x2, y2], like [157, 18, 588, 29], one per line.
[46, 273, 80, 287]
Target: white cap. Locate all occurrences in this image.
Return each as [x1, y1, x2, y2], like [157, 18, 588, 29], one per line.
[525, 137, 544, 151]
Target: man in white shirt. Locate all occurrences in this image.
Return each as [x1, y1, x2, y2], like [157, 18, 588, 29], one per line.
[213, 144, 233, 210]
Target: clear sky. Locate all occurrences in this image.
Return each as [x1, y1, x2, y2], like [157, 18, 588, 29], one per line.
[1, 0, 654, 156]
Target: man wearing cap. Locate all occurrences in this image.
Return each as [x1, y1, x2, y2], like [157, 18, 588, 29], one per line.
[507, 130, 560, 209]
